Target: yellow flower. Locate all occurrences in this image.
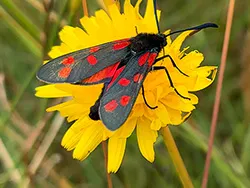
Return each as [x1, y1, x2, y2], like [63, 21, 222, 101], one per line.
[35, 0, 217, 173]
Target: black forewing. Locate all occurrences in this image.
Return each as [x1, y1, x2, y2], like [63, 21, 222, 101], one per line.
[99, 49, 158, 131]
[36, 39, 131, 84]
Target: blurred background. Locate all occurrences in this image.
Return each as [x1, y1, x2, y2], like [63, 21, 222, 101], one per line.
[0, 0, 249, 187]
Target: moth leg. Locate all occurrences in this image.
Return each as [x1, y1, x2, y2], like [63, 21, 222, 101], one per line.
[142, 84, 158, 109]
[155, 55, 189, 77]
[151, 66, 190, 100]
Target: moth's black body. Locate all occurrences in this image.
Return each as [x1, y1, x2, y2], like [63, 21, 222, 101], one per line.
[130, 33, 166, 53]
[89, 86, 105, 121]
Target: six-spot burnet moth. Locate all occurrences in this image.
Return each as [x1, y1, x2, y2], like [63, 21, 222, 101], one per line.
[36, 0, 218, 131]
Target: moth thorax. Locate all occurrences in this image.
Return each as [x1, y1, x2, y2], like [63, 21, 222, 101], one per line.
[130, 33, 166, 53]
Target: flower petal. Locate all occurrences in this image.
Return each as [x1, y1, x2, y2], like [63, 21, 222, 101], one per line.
[80, 17, 100, 42]
[59, 26, 84, 51]
[131, 104, 144, 117]
[108, 137, 126, 173]
[154, 103, 171, 124]
[168, 30, 193, 52]
[161, 93, 195, 112]
[143, 90, 157, 107]
[165, 107, 183, 125]
[190, 66, 217, 91]
[95, 10, 114, 41]
[47, 100, 89, 122]
[73, 121, 105, 160]
[61, 117, 90, 150]
[135, 0, 142, 18]
[189, 93, 198, 104]
[137, 117, 157, 162]
[144, 0, 160, 33]
[181, 50, 204, 70]
[55, 84, 103, 104]
[124, 0, 137, 29]
[35, 85, 71, 98]
[143, 107, 157, 121]
[150, 119, 162, 130]
[113, 118, 137, 138]
[103, 0, 120, 11]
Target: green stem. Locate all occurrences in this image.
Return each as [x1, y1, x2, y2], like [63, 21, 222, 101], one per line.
[161, 126, 194, 188]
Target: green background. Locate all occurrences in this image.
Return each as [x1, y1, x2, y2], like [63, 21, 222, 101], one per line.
[0, 0, 249, 187]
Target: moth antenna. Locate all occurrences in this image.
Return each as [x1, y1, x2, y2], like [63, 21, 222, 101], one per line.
[153, 0, 161, 34]
[164, 23, 218, 37]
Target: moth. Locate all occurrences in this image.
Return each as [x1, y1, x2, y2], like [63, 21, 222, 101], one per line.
[37, 0, 217, 131]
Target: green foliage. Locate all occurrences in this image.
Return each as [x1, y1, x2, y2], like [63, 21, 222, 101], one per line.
[0, 0, 249, 187]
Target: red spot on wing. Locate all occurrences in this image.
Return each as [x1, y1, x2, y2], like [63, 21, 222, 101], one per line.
[87, 55, 98, 65]
[82, 63, 120, 84]
[133, 73, 144, 83]
[62, 56, 75, 65]
[118, 78, 130, 86]
[138, 52, 150, 66]
[90, 46, 100, 53]
[58, 67, 71, 78]
[148, 53, 158, 67]
[113, 39, 131, 50]
[107, 66, 126, 89]
[104, 100, 118, 112]
[120, 95, 131, 106]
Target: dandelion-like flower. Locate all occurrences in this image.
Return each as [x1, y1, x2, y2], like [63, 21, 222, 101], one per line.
[36, 0, 217, 173]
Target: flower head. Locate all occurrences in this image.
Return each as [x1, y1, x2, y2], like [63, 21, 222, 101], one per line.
[36, 0, 217, 173]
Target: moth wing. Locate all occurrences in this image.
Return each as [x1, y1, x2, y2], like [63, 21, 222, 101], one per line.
[99, 49, 158, 130]
[36, 39, 131, 84]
